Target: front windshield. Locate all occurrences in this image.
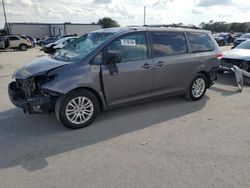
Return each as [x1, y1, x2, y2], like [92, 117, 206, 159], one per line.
[236, 40, 250, 49]
[52, 32, 113, 62]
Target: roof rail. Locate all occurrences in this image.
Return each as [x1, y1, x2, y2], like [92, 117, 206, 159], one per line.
[143, 24, 202, 30]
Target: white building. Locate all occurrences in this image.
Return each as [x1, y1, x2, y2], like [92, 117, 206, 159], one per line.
[5, 22, 102, 39]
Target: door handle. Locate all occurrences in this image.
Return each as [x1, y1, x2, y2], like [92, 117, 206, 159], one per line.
[156, 61, 165, 67]
[142, 63, 152, 69]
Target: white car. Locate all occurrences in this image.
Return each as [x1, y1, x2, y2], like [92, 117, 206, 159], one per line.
[43, 37, 77, 54]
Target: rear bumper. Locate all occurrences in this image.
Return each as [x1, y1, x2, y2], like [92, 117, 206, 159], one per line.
[8, 81, 55, 114]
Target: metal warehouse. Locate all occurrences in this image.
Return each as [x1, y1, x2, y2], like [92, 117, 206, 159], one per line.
[5, 22, 102, 39]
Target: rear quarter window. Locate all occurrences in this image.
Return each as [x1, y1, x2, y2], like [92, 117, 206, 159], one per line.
[187, 32, 215, 53]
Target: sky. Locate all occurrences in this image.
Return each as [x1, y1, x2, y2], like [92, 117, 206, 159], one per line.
[1, 0, 250, 28]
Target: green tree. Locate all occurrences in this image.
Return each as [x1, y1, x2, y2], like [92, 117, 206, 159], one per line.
[97, 17, 120, 28]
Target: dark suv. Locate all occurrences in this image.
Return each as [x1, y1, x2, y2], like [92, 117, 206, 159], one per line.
[8, 26, 220, 129]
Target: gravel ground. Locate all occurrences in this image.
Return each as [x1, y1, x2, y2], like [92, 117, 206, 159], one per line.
[0, 46, 250, 188]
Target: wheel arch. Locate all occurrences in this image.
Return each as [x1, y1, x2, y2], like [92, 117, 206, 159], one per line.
[198, 71, 210, 87]
[66, 87, 106, 112]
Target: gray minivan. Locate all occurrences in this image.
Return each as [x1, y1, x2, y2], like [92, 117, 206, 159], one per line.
[8, 26, 220, 129]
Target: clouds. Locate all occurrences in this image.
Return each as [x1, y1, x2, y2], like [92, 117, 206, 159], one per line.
[1, 0, 250, 28]
[197, 0, 232, 7]
[92, 0, 112, 4]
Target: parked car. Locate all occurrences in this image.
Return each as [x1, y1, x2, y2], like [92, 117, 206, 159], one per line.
[233, 33, 243, 39]
[8, 26, 220, 129]
[43, 37, 77, 54]
[213, 33, 234, 46]
[220, 39, 250, 72]
[0, 37, 9, 49]
[0, 35, 31, 51]
[37, 37, 58, 46]
[23, 35, 36, 47]
[233, 33, 250, 47]
[57, 34, 77, 39]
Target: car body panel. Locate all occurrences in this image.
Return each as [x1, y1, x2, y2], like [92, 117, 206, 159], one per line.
[101, 58, 154, 107]
[152, 53, 198, 96]
[13, 56, 69, 79]
[222, 49, 250, 60]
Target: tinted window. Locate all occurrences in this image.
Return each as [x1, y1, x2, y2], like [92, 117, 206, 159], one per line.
[107, 33, 147, 62]
[187, 32, 215, 52]
[151, 32, 187, 57]
[9, 37, 19, 41]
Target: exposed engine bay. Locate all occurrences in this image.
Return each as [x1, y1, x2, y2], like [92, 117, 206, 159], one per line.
[8, 75, 59, 114]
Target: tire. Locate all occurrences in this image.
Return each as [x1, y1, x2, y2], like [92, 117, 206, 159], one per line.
[219, 41, 225, 46]
[19, 44, 28, 51]
[217, 69, 225, 74]
[55, 89, 100, 129]
[185, 74, 208, 101]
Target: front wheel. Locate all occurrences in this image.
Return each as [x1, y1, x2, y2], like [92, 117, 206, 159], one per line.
[55, 90, 100, 129]
[19, 44, 28, 51]
[186, 74, 208, 101]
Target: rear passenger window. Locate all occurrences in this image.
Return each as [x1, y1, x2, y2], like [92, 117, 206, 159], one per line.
[107, 33, 148, 63]
[9, 37, 19, 41]
[187, 32, 215, 52]
[151, 32, 187, 57]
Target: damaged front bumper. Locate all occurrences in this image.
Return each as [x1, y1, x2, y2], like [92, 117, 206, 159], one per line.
[8, 81, 58, 114]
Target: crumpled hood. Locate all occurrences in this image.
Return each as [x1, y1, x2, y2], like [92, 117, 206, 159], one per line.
[13, 56, 69, 80]
[222, 49, 250, 60]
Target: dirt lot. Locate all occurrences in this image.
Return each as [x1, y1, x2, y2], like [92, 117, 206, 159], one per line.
[0, 46, 250, 188]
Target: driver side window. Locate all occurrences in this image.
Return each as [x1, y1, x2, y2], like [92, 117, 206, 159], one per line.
[107, 33, 148, 63]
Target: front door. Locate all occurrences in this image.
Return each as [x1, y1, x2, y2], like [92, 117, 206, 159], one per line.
[101, 32, 154, 107]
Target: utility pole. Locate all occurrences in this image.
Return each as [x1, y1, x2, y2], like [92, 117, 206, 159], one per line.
[143, 6, 146, 25]
[2, 0, 9, 34]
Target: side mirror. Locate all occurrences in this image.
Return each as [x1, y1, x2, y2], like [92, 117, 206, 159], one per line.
[106, 52, 121, 64]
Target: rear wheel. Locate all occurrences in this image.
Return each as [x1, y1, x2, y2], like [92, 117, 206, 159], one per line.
[186, 74, 207, 101]
[55, 90, 100, 129]
[219, 41, 225, 46]
[19, 44, 28, 51]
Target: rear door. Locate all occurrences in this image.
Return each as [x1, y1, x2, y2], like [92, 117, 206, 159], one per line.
[8, 36, 20, 48]
[101, 32, 154, 107]
[150, 31, 197, 96]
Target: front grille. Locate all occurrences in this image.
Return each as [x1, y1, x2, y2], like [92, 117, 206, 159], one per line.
[221, 58, 245, 64]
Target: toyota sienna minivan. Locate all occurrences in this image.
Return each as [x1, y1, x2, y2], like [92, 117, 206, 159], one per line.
[8, 25, 219, 129]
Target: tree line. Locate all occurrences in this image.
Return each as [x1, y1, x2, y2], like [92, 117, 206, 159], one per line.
[199, 20, 250, 33]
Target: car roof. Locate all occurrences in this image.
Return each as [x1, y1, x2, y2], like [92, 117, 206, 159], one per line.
[92, 25, 210, 34]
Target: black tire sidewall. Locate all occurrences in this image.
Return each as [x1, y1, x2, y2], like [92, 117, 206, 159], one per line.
[189, 74, 207, 101]
[56, 90, 100, 129]
[20, 44, 27, 51]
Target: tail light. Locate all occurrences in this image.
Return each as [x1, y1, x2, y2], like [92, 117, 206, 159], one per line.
[217, 53, 222, 60]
